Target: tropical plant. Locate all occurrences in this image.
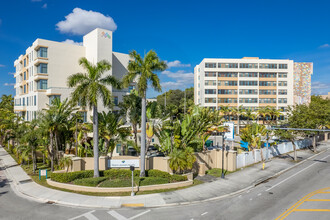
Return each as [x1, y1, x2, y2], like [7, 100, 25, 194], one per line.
[59, 156, 73, 173]
[123, 50, 167, 177]
[67, 57, 121, 177]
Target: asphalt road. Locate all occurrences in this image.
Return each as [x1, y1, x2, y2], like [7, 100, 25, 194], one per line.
[0, 149, 329, 220]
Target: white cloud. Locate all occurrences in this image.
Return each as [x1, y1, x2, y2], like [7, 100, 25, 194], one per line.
[0, 64, 5, 67]
[319, 44, 330, 48]
[161, 70, 194, 89]
[62, 39, 83, 46]
[42, 3, 47, 9]
[311, 81, 330, 95]
[4, 83, 15, 86]
[56, 8, 117, 35]
[166, 60, 191, 68]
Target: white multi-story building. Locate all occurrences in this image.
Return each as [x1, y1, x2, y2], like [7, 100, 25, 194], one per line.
[194, 57, 313, 113]
[13, 28, 134, 121]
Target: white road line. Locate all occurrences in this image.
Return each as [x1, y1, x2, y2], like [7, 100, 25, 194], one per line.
[257, 193, 262, 196]
[130, 210, 151, 220]
[68, 210, 98, 220]
[265, 154, 330, 192]
[201, 212, 208, 216]
[108, 211, 128, 220]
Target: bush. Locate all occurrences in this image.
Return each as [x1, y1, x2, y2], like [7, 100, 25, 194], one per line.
[139, 177, 169, 186]
[99, 178, 133, 187]
[147, 169, 171, 179]
[103, 169, 131, 179]
[170, 174, 187, 182]
[51, 170, 94, 183]
[73, 177, 107, 187]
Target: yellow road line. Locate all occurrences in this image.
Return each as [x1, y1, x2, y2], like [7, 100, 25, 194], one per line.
[295, 209, 330, 212]
[275, 187, 330, 220]
[305, 199, 330, 201]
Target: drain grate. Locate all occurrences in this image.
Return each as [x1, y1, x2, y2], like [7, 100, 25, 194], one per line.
[46, 201, 55, 204]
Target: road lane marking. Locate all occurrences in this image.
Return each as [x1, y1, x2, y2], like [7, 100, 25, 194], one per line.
[275, 187, 330, 220]
[305, 199, 330, 201]
[68, 210, 98, 220]
[201, 212, 208, 216]
[257, 193, 262, 196]
[295, 209, 330, 212]
[266, 154, 330, 192]
[130, 210, 151, 220]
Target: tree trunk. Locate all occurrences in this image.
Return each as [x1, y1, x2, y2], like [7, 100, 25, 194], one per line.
[75, 120, 78, 156]
[237, 114, 240, 135]
[292, 140, 297, 161]
[49, 132, 54, 172]
[140, 92, 147, 177]
[32, 149, 37, 174]
[93, 104, 99, 178]
[104, 139, 110, 156]
[133, 124, 138, 147]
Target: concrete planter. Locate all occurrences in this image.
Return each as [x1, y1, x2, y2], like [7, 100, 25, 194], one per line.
[47, 179, 193, 193]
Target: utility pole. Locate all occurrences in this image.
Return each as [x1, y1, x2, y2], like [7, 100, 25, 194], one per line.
[221, 133, 225, 179]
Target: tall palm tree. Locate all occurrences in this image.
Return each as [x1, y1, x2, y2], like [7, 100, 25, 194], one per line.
[123, 50, 167, 177]
[67, 57, 121, 177]
[257, 107, 271, 125]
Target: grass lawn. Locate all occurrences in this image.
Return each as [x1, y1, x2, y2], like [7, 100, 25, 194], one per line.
[205, 168, 235, 177]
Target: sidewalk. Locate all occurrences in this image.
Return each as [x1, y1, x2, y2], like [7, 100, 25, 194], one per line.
[0, 141, 329, 209]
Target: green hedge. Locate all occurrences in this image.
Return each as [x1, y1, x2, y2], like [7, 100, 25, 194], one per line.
[99, 178, 133, 187]
[170, 174, 187, 182]
[50, 170, 95, 183]
[73, 177, 107, 187]
[139, 177, 169, 186]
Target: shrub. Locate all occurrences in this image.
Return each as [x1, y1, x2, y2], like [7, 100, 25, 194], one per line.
[73, 177, 107, 187]
[170, 174, 187, 182]
[139, 177, 169, 186]
[147, 169, 171, 179]
[103, 169, 131, 179]
[99, 178, 133, 187]
[50, 170, 94, 183]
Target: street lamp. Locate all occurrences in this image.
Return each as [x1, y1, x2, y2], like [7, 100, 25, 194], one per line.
[221, 132, 226, 179]
[130, 165, 135, 196]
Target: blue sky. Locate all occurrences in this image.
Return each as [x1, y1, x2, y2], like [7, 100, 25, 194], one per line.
[0, 0, 330, 98]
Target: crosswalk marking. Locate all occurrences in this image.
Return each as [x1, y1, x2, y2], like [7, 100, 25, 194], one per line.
[68, 210, 98, 220]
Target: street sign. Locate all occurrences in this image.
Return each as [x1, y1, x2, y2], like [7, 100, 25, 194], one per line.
[39, 169, 48, 180]
[224, 122, 235, 141]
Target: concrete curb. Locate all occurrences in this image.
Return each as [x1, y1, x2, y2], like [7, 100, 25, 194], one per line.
[1, 146, 329, 209]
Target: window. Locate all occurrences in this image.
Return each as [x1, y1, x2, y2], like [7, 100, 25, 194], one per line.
[218, 89, 237, 94]
[37, 47, 48, 58]
[114, 96, 119, 106]
[37, 80, 48, 90]
[205, 80, 216, 86]
[239, 81, 258, 86]
[239, 89, 258, 95]
[205, 72, 216, 77]
[37, 63, 48, 73]
[259, 98, 276, 103]
[205, 63, 217, 68]
[24, 85, 26, 93]
[259, 63, 277, 69]
[218, 98, 237, 103]
[239, 63, 258, 69]
[24, 72, 26, 80]
[259, 72, 277, 78]
[242, 106, 258, 112]
[205, 89, 216, 94]
[49, 95, 60, 105]
[279, 107, 287, 112]
[218, 81, 238, 86]
[278, 81, 287, 86]
[278, 64, 288, 69]
[218, 72, 238, 77]
[278, 98, 287, 103]
[128, 85, 135, 93]
[278, 89, 287, 95]
[239, 72, 258, 77]
[79, 111, 87, 123]
[278, 73, 287, 78]
[239, 98, 258, 103]
[259, 81, 276, 86]
[34, 95, 36, 106]
[259, 90, 276, 95]
[218, 63, 238, 68]
[27, 97, 29, 106]
[205, 98, 216, 103]
[23, 98, 25, 106]
[24, 59, 26, 67]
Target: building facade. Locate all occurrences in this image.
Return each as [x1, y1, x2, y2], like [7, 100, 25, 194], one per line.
[13, 28, 134, 121]
[194, 57, 313, 113]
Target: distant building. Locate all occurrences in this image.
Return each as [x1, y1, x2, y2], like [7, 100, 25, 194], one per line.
[321, 92, 330, 99]
[194, 57, 313, 112]
[147, 98, 157, 103]
[13, 28, 135, 122]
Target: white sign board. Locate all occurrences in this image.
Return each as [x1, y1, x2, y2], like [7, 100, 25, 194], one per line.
[40, 169, 47, 176]
[224, 122, 235, 141]
[108, 159, 139, 168]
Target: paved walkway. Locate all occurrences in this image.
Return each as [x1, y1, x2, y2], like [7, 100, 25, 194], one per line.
[0, 141, 329, 209]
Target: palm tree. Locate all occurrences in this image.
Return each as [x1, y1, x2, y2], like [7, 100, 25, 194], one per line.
[257, 107, 271, 125]
[59, 156, 73, 173]
[123, 50, 167, 177]
[67, 57, 121, 177]
[269, 107, 282, 125]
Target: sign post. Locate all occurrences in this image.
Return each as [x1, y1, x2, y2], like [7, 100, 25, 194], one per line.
[130, 165, 135, 196]
[39, 169, 48, 180]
